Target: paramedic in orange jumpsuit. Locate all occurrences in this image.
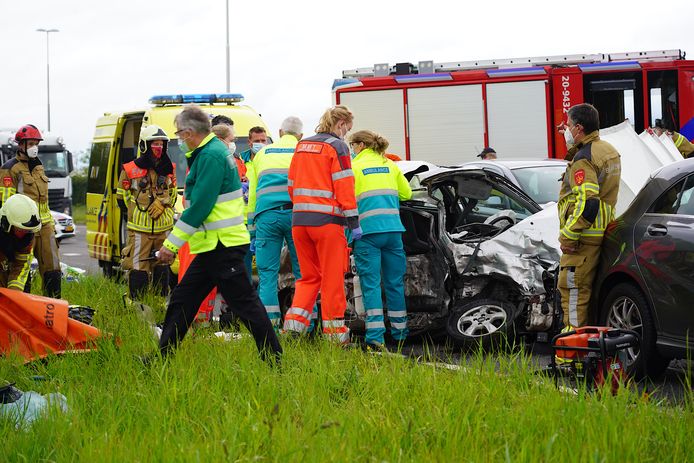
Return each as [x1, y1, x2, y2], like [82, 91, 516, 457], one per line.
[282, 105, 361, 343]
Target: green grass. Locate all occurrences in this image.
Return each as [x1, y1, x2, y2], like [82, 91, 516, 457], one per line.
[1, 276, 692, 462]
[71, 204, 86, 225]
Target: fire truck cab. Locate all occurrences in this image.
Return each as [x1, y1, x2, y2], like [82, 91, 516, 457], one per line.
[333, 49, 694, 164]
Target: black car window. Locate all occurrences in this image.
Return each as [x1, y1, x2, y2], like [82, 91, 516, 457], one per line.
[676, 176, 694, 216]
[650, 177, 689, 215]
[475, 188, 533, 221]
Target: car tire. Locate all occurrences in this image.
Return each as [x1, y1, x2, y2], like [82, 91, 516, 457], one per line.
[446, 298, 516, 349]
[600, 282, 669, 379]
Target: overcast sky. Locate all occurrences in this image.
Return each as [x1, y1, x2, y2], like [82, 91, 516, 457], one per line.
[1, 0, 693, 155]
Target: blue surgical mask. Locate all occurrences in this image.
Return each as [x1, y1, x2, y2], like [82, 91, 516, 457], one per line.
[178, 137, 190, 153]
[228, 142, 237, 156]
[350, 149, 356, 159]
[251, 142, 265, 154]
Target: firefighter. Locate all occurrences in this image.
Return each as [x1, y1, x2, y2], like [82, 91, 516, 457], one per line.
[117, 125, 177, 299]
[0, 194, 41, 291]
[349, 130, 412, 349]
[477, 147, 497, 161]
[557, 103, 621, 329]
[654, 119, 694, 158]
[0, 125, 61, 298]
[247, 116, 304, 329]
[156, 105, 281, 362]
[283, 105, 361, 343]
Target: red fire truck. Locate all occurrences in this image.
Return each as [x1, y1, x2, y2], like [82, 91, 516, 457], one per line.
[332, 49, 694, 163]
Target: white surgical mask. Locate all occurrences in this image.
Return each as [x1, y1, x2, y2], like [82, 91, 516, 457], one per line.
[26, 146, 39, 158]
[178, 138, 190, 153]
[228, 142, 236, 156]
[563, 127, 574, 147]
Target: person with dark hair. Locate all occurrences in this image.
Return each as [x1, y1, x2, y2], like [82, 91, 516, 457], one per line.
[349, 130, 412, 350]
[156, 105, 281, 363]
[477, 147, 497, 160]
[653, 119, 694, 158]
[555, 103, 621, 332]
[211, 114, 234, 127]
[239, 126, 269, 163]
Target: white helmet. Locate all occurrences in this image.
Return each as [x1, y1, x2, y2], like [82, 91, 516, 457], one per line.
[0, 194, 41, 234]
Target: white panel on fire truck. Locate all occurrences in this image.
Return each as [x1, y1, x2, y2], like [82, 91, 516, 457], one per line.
[338, 90, 406, 156]
[407, 85, 484, 164]
[487, 81, 548, 159]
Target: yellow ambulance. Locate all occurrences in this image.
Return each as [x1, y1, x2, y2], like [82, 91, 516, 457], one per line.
[86, 93, 270, 276]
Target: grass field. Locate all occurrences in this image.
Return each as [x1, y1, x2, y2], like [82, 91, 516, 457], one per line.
[1, 276, 693, 462]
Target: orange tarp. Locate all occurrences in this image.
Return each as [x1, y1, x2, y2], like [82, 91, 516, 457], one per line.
[0, 289, 105, 363]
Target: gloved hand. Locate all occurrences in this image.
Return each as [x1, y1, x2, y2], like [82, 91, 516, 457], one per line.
[351, 226, 363, 241]
[250, 238, 256, 253]
[147, 199, 165, 219]
[242, 181, 249, 195]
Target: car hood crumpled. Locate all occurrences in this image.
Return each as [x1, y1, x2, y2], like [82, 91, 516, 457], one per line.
[446, 204, 561, 295]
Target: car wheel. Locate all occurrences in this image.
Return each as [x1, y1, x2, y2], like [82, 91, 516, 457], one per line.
[600, 282, 669, 379]
[446, 298, 515, 349]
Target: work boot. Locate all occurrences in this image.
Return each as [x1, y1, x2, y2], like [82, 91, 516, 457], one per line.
[43, 270, 62, 299]
[128, 270, 149, 300]
[152, 265, 170, 297]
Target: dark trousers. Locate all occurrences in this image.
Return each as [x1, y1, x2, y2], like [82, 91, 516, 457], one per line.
[158, 243, 282, 362]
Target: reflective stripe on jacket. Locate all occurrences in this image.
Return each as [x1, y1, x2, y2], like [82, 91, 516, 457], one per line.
[558, 131, 621, 247]
[287, 133, 359, 229]
[164, 133, 249, 254]
[672, 132, 694, 158]
[352, 149, 412, 235]
[247, 134, 298, 222]
[117, 163, 177, 234]
[0, 157, 53, 225]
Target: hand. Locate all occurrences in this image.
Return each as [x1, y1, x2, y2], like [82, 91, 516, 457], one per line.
[242, 181, 249, 195]
[560, 243, 578, 254]
[352, 226, 363, 241]
[148, 199, 165, 219]
[157, 246, 175, 265]
[556, 121, 567, 134]
[249, 238, 256, 253]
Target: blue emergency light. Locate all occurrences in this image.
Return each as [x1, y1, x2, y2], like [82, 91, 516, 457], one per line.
[149, 93, 245, 106]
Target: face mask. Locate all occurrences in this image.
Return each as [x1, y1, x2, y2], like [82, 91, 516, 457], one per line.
[178, 138, 190, 153]
[151, 145, 163, 159]
[350, 149, 356, 158]
[251, 142, 265, 154]
[26, 146, 39, 158]
[563, 127, 574, 147]
[228, 142, 236, 156]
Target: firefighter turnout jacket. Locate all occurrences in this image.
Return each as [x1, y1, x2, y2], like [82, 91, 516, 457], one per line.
[0, 232, 33, 291]
[163, 134, 249, 254]
[0, 156, 53, 226]
[288, 133, 359, 229]
[117, 162, 177, 234]
[247, 134, 298, 225]
[672, 131, 694, 158]
[352, 148, 412, 235]
[558, 131, 621, 247]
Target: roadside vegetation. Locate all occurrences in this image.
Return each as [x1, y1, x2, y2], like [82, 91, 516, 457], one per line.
[1, 275, 692, 461]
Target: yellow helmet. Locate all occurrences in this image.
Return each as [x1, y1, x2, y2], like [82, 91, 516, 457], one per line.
[138, 125, 169, 153]
[0, 194, 41, 234]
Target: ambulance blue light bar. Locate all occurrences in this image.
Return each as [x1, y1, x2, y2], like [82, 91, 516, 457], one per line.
[149, 93, 245, 106]
[394, 73, 452, 83]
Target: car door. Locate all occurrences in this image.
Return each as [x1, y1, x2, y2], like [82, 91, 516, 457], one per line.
[634, 174, 694, 341]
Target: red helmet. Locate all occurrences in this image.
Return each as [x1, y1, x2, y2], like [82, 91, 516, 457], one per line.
[15, 125, 43, 143]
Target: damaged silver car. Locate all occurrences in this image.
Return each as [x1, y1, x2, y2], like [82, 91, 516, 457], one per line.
[278, 161, 562, 347]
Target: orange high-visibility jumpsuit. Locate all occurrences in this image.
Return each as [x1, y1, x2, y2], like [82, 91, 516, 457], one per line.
[283, 133, 360, 343]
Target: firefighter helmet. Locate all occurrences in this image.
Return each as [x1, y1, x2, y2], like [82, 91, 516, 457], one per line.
[138, 125, 169, 153]
[14, 125, 43, 143]
[0, 194, 41, 234]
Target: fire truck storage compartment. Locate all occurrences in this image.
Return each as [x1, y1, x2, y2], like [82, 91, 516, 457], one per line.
[486, 80, 549, 159]
[583, 72, 643, 132]
[407, 85, 485, 165]
[338, 89, 407, 157]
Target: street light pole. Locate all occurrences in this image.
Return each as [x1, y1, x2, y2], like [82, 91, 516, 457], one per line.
[36, 28, 59, 132]
[225, 0, 230, 92]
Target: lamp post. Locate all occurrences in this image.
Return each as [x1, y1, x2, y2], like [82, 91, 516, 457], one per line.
[225, 0, 230, 92]
[36, 28, 59, 132]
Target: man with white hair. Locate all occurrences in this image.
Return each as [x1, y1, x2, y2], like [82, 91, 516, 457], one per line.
[247, 116, 308, 330]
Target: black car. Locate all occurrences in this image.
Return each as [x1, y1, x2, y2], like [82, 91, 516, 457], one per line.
[595, 158, 694, 378]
